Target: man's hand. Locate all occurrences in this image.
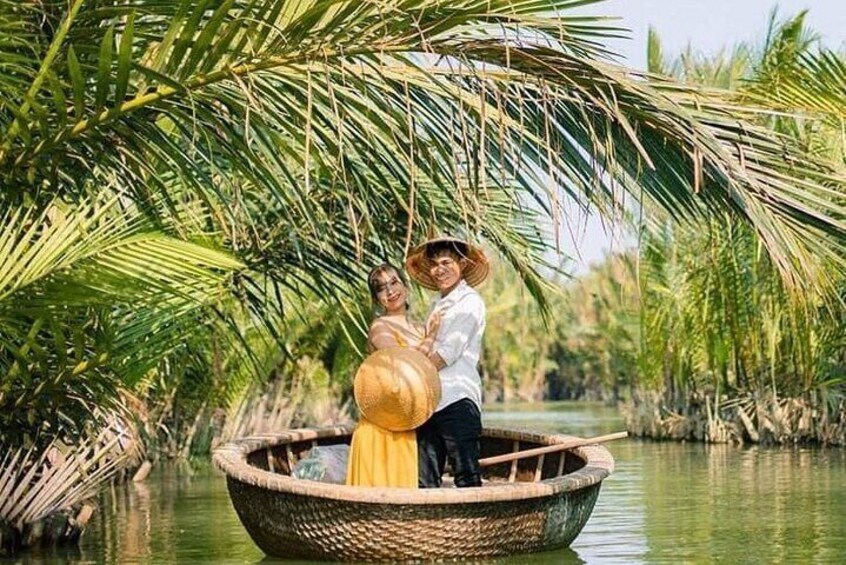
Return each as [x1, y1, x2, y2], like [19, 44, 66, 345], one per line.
[427, 351, 446, 370]
[425, 310, 443, 338]
[416, 310, 443, 359]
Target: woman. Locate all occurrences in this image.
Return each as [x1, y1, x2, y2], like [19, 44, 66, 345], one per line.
[346, 263, 439, 488]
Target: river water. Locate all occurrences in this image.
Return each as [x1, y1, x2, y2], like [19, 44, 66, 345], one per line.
[12, 402, 846, 563]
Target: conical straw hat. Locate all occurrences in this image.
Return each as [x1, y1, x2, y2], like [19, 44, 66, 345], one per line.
[354, 348, 441, 432]
[405, 236, 489, 290]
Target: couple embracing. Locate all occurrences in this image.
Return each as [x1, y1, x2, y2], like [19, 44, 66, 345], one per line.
[346, 236, 489, 489]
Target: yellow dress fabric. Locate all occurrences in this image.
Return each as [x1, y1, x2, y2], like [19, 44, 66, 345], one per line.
[346, 328, 419, 488]
[345, 417, 418, 488]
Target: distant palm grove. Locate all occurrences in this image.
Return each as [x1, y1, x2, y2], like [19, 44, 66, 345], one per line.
[0, 0, 844, 554]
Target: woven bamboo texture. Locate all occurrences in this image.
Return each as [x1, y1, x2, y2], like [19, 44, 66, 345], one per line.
[213, 427, 615, 561]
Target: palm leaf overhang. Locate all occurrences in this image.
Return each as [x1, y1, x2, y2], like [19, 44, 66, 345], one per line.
[0, 198, 266, 449]
[1, 0, 845, 301]
[0, 196, 247, 415]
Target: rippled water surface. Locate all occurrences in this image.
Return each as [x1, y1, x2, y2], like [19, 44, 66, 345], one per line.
[11, 402, 846, 564]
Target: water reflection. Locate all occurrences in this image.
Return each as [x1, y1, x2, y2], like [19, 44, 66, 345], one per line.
[488, 403, 846, 563]
[635, 442, 846, 563]
[5, 403, 845, 564]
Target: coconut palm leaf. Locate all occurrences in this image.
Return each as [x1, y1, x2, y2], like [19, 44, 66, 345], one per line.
[0, 200, 238, 303]
[749, 48, 846, 125]
[0, 197, 250, 442]
[0, 420, 137, 528]
[1, 0, 844, 302]
[636, 16, 846, 399]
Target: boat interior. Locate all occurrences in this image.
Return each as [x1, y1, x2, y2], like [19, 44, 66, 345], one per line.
[244, 429, 588, 485]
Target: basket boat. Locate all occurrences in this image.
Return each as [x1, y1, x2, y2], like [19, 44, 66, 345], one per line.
[213, 426, 614, 561]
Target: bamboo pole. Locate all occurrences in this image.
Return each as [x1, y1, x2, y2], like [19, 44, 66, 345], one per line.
[479, 431, 628, 468]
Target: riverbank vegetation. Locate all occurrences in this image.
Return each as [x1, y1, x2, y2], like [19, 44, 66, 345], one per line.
[626, 12, 846, 445]
[491, 12, 846, 445]
[2, 1, 845, 554]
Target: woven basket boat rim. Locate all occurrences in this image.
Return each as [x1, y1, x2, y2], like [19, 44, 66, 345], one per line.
[213, 426, 615, 505]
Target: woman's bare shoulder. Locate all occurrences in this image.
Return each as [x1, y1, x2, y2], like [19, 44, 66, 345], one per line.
[368, 317, 391, 335]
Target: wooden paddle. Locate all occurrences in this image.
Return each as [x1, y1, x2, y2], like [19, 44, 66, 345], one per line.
[478, 431, 628, 468]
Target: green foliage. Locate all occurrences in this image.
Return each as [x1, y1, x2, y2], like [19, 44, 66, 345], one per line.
[2, 1, 845, 291]
[637, 13, 846, 401]
[1, 1, 846, 452]
[481, 253, 638, 402]
[0, 197, 243, 446]
[552, 255, 640, 400]
[637, 220, 845, 397]
[481, 262, 557, 401]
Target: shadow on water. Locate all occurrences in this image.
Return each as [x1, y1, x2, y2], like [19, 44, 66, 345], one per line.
[6, 402, 846, 564]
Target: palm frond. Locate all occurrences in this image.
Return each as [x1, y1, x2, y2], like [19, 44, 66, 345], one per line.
[0, 0, 843, 302]
[0, 419, 137, 528]
[0, 196, 249, 440]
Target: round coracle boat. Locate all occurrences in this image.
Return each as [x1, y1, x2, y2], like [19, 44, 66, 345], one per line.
[213, 426, 615, 561]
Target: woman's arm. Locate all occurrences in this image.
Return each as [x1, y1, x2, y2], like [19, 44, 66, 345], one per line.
[367, 320, 400, 351]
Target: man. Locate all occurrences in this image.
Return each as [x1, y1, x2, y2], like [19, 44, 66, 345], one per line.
[406, 236, 489, 488]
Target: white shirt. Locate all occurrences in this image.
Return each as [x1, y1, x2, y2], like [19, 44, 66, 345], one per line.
[428, 280, 486, 412]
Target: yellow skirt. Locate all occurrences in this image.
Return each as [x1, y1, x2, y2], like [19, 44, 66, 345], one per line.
[345, 417, 418, 488]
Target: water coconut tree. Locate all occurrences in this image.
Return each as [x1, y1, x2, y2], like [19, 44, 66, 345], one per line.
[633, 12, 846, 443]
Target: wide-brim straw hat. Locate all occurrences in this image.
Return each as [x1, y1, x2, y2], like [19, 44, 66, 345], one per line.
[405, 236, 490, 290]
[354, 347, 441, 432]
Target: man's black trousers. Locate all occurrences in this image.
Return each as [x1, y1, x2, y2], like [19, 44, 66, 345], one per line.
[417, 398, 482, 488]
